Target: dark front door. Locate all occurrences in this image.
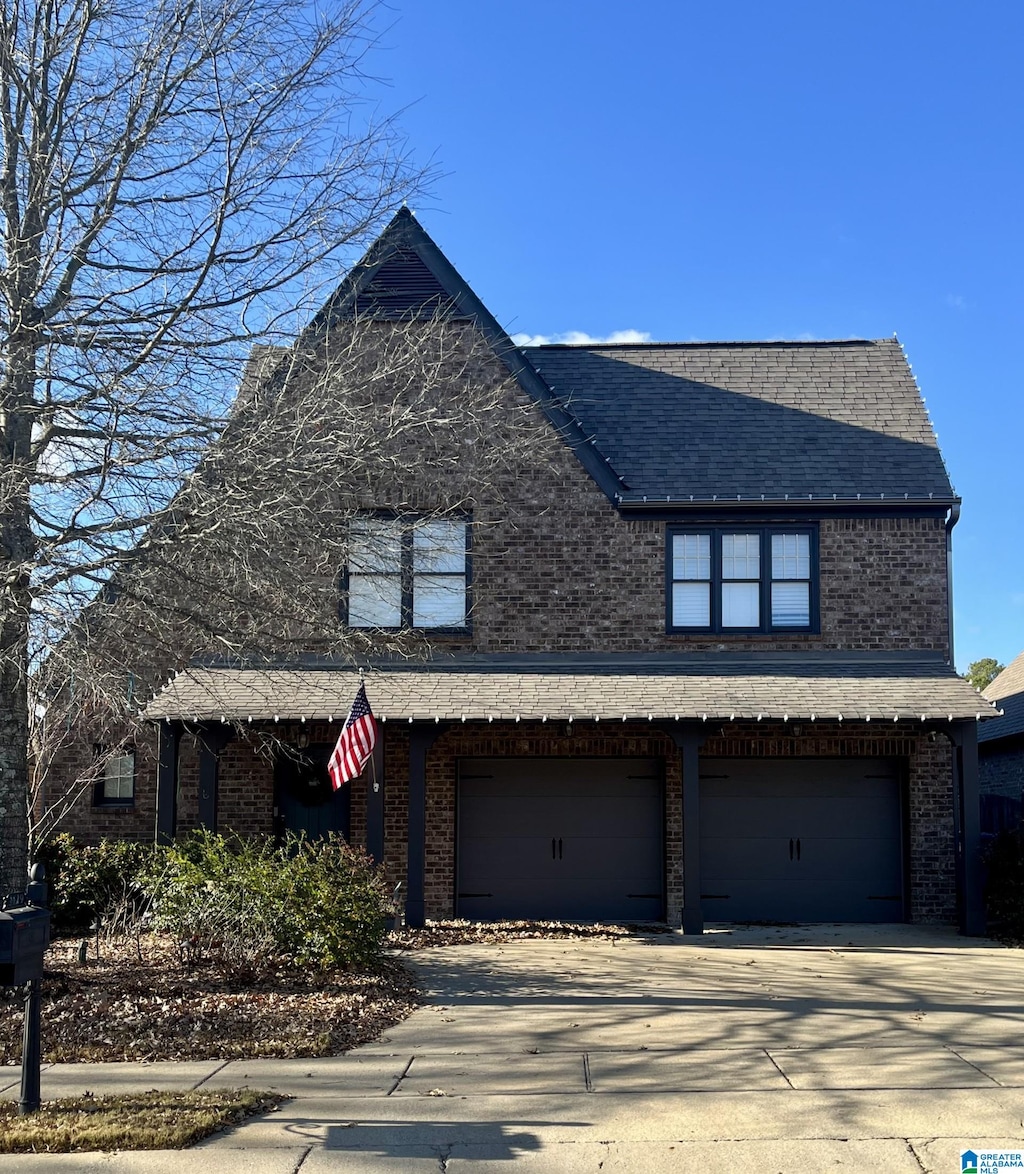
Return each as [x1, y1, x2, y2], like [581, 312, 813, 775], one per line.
[274, 744, 350, 841]
[457, 757, 664, 921]
[699, 758, 905, 923]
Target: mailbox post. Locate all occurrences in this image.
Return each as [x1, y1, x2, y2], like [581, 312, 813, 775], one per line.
[0, 864, 50, 1115]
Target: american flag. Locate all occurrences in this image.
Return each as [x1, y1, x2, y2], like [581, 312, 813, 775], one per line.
[328, 683, 378, 790]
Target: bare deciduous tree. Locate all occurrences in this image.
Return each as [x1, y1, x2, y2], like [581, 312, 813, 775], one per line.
[27, 312, 561, 857]
[0, 0, 436, 888]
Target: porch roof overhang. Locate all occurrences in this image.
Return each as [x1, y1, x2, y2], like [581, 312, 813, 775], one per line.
[144, 652, 999, 726]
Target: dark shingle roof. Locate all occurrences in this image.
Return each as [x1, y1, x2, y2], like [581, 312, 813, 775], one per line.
[981, 650, 1024, 744]
[522, 340, 955, 502]
[147, 652, 993, 724]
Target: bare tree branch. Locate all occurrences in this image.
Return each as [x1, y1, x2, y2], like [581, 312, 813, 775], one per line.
[1, 0, 433, 887]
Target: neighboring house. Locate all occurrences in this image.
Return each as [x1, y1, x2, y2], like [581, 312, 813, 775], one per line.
[63, 209, 995, 932]
[980, 651, 1024, 833]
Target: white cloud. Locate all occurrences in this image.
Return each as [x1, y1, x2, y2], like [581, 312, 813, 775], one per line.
[946, 293, 967, 310]
[511, 329, 653, 347]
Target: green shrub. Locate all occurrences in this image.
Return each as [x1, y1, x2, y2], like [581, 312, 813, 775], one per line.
[35, 834, 156, 937]
[984, 828, 1024, 941]
[147, 831, 389, 971]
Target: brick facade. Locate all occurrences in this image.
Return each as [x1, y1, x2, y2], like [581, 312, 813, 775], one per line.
[463, 398, 950, 656]
[40, 277, 966, 929]
[38, 723, 158, 845]
[365, 721, 953, 924]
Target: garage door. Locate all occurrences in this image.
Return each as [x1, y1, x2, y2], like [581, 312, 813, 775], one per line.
[700, 758, 905, 923]
[458, 758, 664, 921]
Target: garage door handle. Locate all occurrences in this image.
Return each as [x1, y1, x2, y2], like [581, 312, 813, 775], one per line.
[789, 838, 794, 861]
[558, 837, 563, 859]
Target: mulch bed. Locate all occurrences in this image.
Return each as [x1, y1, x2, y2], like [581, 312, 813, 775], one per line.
[0, 936, 418, 1063]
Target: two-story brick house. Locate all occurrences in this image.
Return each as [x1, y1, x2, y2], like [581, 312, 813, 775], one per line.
[126, 209, 993, 932]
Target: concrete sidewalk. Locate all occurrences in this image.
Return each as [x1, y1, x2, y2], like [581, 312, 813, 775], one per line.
[2, 923, 1023, 1171]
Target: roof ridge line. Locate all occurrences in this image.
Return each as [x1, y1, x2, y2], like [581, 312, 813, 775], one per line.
[523, 338, 884, 351]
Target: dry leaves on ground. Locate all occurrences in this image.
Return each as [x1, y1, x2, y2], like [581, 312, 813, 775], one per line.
[0, 936, 419, 1063]
[390, 918, 670, 949]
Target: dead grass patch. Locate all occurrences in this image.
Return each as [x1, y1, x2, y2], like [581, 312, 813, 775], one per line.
[0, 1089, 287, 1152]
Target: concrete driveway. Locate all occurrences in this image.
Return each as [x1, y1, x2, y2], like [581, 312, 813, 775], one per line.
[188, 922, 1024, 1171]
[5, 923, 1023, 1171]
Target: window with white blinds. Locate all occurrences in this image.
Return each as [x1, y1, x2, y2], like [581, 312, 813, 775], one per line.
[669, 527, 815, 633]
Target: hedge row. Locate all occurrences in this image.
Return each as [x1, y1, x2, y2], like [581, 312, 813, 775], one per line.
[36, 831, 390, 971]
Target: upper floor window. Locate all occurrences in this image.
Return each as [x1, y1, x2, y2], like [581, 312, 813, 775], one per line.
[668, 526, 816, 633]
[345, 516, 469, 630]
[94, 747, 135, 806]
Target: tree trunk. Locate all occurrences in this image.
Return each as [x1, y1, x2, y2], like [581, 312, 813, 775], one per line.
[0, 545, 30, 896]
[0, 353, 38, 894]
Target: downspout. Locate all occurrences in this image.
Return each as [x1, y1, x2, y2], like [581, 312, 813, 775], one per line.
[945, 502, 961, 666]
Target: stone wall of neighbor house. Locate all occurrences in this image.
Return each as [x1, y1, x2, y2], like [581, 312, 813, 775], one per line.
[370, 721, 955, 926]
[980, 743, 1024, 803]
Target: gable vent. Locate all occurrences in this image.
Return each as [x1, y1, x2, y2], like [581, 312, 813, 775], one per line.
[351, 249, 454, 318]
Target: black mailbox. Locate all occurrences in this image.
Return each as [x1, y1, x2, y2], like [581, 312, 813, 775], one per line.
[0, 904, 50, 986]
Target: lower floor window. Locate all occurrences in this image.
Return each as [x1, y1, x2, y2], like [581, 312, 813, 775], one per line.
[94, 749, 135, 805]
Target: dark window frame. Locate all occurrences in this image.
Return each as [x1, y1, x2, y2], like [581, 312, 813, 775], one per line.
[341, 512, 472, 634]
[92, 745, 136, 808]
[666, 524, 819, 634]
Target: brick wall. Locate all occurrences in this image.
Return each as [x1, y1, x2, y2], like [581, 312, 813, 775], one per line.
[372, 720, 954, 926]
[177, 722, 370, 844]
[46, 336, 954, 852]
[40, 723, 159, 845]
[46, 711, 956, 926]
[469, 483, 950, 654]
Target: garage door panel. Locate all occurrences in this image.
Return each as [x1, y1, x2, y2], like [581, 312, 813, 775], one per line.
[455, 795, 557, 838]
[458, 758, 664, 922]
[565, 789, 662, 837]
[700, 758, 905, 923]
[459, 881, 662, 923]
[458, 836, 561, 886]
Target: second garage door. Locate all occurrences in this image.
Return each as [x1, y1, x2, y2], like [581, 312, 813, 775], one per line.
[457, 758, 664, 921]
[700, 758, 906, 923]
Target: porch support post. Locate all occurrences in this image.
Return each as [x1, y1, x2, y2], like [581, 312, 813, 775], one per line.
[950, 720, 985, 936]
[407, 724, 443, 929]
[197, 724, 234, 834]
[155, 720, 182, 845]
[366, 736, 385, 866]
[666, 724, 706, 935]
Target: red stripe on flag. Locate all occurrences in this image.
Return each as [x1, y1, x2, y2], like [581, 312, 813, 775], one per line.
[328, 685, 378, 789]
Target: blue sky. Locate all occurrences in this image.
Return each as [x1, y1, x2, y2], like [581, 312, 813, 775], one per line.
[369, 0, 1022, 674]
